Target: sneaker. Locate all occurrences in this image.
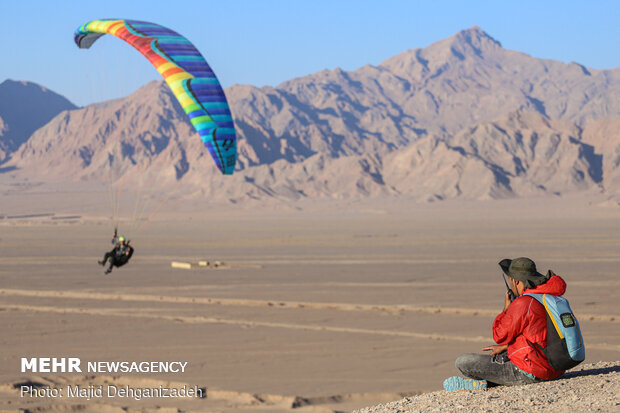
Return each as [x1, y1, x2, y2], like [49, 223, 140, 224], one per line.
[104, 269, 112, 274]
[443, 376, 487, 392]
[98, 260, 104, 266]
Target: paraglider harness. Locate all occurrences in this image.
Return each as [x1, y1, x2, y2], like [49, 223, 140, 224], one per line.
[108, 228, 134, 267]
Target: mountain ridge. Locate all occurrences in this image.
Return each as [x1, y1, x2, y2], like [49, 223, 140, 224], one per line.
[2, 26, 619, 205]
[0, 79, 77, 162]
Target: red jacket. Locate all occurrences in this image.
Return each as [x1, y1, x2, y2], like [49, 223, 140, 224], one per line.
[492, 275, 566, 380]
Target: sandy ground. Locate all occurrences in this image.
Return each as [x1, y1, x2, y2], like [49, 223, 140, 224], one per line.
[0, 181, 619, 412]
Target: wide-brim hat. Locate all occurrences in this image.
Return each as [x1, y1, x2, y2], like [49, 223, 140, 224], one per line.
[499, 257, 548, 289]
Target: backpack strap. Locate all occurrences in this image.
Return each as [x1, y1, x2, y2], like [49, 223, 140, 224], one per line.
[524, 293, 564, 339]
[522, 293, 548, 354]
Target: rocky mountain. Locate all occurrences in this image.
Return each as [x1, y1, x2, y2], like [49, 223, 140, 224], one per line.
[226, 26, 619, 168]
[3, 27, 620, 204]
[0, 80, 77, 162]
[582, 117, 620, 198]
[189, 109, 608, 204]
[384, 110, 603, 200]
[10, 82, 197, 184]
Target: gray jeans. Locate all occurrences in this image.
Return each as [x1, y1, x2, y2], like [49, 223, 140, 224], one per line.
[455, 353, 541, 386]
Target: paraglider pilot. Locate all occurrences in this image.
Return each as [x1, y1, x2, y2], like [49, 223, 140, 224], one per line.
[98, 229, 134, 274]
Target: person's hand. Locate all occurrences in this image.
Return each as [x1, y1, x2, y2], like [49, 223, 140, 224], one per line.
[503, 291, 512, 312]
[482, 344, 508, 355]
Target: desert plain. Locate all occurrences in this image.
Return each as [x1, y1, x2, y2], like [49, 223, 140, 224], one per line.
[0, 182, 619, 412]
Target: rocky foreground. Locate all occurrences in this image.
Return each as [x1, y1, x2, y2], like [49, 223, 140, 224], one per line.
[355, 361, 619, 413]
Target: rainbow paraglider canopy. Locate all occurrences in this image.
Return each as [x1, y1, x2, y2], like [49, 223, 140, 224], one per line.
[75, 19, 236, 175]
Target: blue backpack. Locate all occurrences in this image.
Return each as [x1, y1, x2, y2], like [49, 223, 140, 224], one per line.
[523, 293, 585, 371]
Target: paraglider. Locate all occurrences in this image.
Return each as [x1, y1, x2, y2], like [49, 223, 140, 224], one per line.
[75, 19, 237, 273]
[74, 19, 237, 174]
[98, 228, 134, 274]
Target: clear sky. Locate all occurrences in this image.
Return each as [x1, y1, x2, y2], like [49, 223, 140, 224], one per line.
[1, 0, 618, 107]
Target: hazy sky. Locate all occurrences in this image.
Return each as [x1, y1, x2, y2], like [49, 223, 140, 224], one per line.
[1, 0, 618, 106]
